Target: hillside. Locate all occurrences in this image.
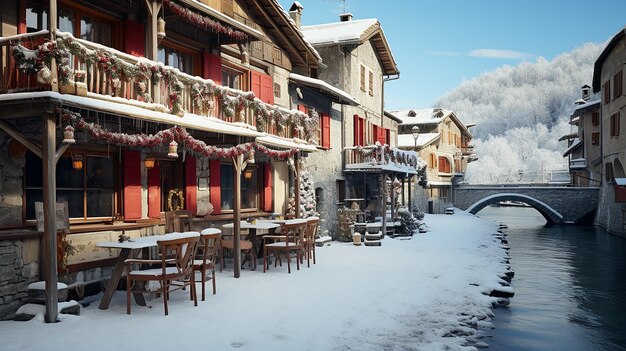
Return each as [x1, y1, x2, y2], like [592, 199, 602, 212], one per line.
[434, 43, 603, 183]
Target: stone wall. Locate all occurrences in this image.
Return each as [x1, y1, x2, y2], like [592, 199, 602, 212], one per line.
[196, 156, 212, 216]
[595, 184, 626, 237]
[0, 239, 39, 320]
[0, 133, 25, 226]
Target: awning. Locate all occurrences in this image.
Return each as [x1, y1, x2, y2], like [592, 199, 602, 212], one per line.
[256, 134, 317, 152]
[0, 91, 262, 138]
[289, 73, 358, 106]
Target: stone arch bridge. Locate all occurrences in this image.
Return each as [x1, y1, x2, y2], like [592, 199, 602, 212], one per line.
[454, 185, 599, 224]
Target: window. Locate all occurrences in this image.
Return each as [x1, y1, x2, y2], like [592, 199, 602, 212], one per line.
[320, 112, 331, 149]
[353, 115, 365, 146]
[219, 164, 258, 211]
[273, 82, 281, 99]
[614, 70, 623, 99]
[368, 70, 374, 96]
[222, 67, 244, 90]
[592, 132, 600, 145]
[360, 65, 366, 92]
[438, 156, 451, 173]
[604, 80, 611, 105]
[592, 112, 600, 126]
[610, 111, 620, 137]
[429, 153, 437, 169]
[25, 151, 114, 220]
[158, 46, 194, 75]
[26, 3, 113, 47]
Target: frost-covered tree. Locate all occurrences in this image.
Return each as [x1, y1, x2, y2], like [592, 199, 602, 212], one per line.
[434, 43, 603, 183]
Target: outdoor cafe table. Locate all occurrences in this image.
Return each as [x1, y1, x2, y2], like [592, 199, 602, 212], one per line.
[96, 234, 169, 310]
[222, 221, 281, 260]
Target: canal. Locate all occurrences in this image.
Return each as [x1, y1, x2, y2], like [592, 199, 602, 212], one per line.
[476, 205, 626, 351]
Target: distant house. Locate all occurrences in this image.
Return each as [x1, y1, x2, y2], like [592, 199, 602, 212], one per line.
[390, 108, 474, 212]
[561, 85, 601, 187]
[300, 10, 419, 238]
[592, 26, 626, 235]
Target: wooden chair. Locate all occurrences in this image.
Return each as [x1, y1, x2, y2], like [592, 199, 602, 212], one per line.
[125, 232, 199, 315]
[165, 210, 194, 233]
[303, 217, 320, 267]
[193, 228, 221, 301]
[220, 230, 257, 271]
[263, 221, 306, 273]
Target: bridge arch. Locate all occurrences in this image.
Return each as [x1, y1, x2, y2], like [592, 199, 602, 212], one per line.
[466, 193, 564, 224]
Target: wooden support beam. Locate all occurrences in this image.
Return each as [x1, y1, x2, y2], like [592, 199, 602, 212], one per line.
[42, 113, 58, 323]
[232, 153, 247, 278]
[54, 143, 69, 165]
[381, 173, 387, 236]
[294, 154, 300, 218]
[145, 0, 162, 103]
[0, 120, 42, 158]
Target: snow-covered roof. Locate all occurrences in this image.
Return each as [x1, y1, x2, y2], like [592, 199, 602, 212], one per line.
[562, 138, 582, 157]
[397, 133, 440, 149]
[615, 178, 626, 186]
[301, 19, 399, 76]
[572, 98, 600, 112]
[389, 108, 451, 125]
[302, 18, 378, 45]
[289, 73, 358, 105]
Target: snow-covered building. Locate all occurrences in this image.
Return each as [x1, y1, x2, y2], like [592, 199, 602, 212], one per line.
[592, 26, 626, 236]
[0, 0, 331, 319]
[299, 9, 420, 239]
[561, 85, 601, 187]
[391, 108, 474, 212]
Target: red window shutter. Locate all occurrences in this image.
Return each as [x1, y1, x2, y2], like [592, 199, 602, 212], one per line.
[372, 125, 378, 144]
[250, 71, 261, 99]
[322, 113, 331, 149]
[385, 128, 391, 145]
[263, 163, 273, 212]
[18, 1, 26, 34]
[298, 104, 308, 113]
[123, 151, 142, 220]
[359, 118, 365, 146]
[185, 156, 197, 216]
[147, 163, 161, 219]
[209, 159, 221, 215]
[124, 20, 145, 57]
[261, 74, 274, 105]
[202, 52, 222, 84]
[353, 114, 360, 146]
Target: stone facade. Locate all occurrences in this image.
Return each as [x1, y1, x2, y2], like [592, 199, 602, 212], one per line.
[0, 239, 39, 320]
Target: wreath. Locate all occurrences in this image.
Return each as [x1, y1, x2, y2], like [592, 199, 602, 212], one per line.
[167, 189, 185, 211]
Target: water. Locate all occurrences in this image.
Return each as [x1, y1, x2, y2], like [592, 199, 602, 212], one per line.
[477, 206, 626, 351]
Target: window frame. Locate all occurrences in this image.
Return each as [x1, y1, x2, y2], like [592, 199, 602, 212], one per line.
[218, 162, 260, 213]
[360, 64, 366, 92]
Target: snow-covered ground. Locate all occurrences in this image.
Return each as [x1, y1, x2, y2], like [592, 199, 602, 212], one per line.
[0, 211, 509, 351]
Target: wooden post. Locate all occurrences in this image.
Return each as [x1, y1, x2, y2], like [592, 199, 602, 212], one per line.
[42, 114, 58, 323]
[49, 0, 58, 92]
[294, 153, 301, 218]
[408, 176, 412, 210]
[145, 0, 161, 102]
[381, 173, 387, 236]
[232, 154, 245, 278]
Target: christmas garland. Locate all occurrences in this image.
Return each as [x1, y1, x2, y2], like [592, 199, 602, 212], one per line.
[12, 34, 317, 139]
[56, 107, 299, 160]
[163, 0, 247, 42]
[355, 142, 423, 170]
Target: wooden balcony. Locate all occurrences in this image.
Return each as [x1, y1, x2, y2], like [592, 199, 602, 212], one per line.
[0, 31, 308, 141]
[343, 144, 421, 174]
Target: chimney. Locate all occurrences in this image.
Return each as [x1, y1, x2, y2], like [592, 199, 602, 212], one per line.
[339, 13, 353, 22]
[581, 84, 591, 101]
[289, 2, 304, 28]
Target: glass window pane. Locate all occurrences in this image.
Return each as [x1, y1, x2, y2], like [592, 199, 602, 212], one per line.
[87, 190, 113, 217]
[87, 156, 113, 188]
[25, 189, 43, 220]
[220, 164, 234, 211]
[57, 190, 84, 218]
[81, 16, 111, 46]
[58, 8, 74, 34]
[241, 167, 257, 209]
[157, 47, 166, 65]
[25, 151, 43, 188]
[56, 156, 83, 188]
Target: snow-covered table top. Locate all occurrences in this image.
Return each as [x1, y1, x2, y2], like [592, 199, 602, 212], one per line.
[222, 221, 281, 230]
[96, 232, 199, 249]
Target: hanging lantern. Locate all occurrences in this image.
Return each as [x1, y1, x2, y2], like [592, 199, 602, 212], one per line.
[63, 125, 75, 144]
[144, 158, 156, 169]
[243, 169, 253, 180]
[168, 141, 178, 158]
[72, 154, 83, 170]
[157, 17, 166, 42]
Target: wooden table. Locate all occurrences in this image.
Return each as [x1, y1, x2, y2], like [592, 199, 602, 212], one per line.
[96, 234, 167, 310]
[222, 221, 281, 262]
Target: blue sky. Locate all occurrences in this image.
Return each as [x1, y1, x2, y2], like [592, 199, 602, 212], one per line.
[278, 0, 626, 109]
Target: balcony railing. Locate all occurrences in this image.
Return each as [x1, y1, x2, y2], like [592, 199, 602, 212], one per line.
[1, 31, 314, 142]
[343, 143, 423, 172]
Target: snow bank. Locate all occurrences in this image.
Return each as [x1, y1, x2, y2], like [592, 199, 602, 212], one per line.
[0, 210, 508, 350]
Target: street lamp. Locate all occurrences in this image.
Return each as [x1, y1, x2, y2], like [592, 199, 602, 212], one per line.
[411, 125, 420, 151]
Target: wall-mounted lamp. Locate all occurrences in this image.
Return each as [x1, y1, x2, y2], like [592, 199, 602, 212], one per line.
[157, 17, 166, 42]
[144, 158, 156, 169]
[243, 169, 253, 180]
